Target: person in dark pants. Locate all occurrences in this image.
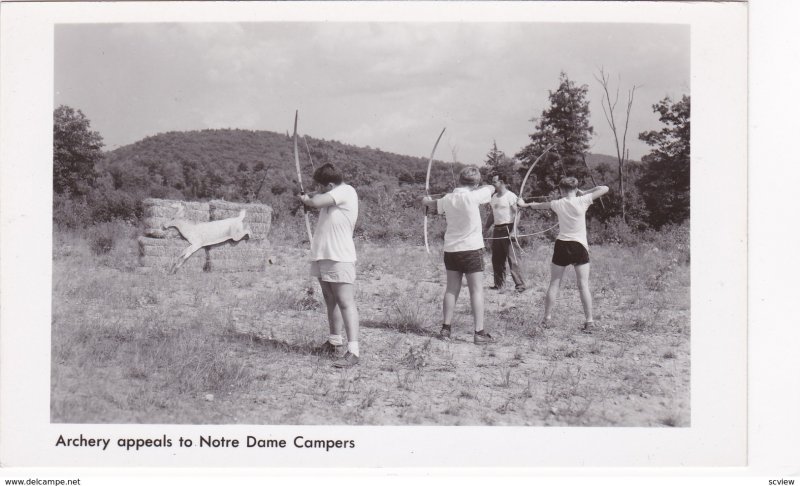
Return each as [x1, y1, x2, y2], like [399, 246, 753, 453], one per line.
[484, 176, 527, 292]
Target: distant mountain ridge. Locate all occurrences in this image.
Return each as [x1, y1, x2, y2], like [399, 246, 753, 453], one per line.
[99, 128, 630, 204]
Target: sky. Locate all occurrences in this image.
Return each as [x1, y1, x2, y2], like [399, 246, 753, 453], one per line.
[55, 22, 689, 164]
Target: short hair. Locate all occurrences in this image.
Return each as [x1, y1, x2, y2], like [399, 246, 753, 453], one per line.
[312, 163, 343, 185]
[458, 166, 482, 186]
[491, 174, 506, 185]
[559, 176, 580, 191]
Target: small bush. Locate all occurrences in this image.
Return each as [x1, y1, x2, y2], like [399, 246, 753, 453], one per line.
[400, 339, 432, 370]
[87, 223, 118, 255]
[647, 222, 690, 264]
[589, 217, 639, 246]
[589, 218, 689, 265]
[53, 194, 92, 229]
[381, 297, 432, 335]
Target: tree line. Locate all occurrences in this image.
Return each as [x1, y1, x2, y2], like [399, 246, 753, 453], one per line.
[53, 72, 689, 243]
[484, 72, 689, 231]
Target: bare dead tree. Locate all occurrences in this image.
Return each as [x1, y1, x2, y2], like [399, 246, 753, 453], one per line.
[448, 143, 459, 188]
[594, 67, 636, 223]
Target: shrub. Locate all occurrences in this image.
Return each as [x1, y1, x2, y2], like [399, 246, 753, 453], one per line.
[589, 218, 689, 263]
[53, 193, 92, 229]
[89, 186, 140, 224]
[87, 223, 116, 255]
[647, 222, 689, 264]
[589, 217, 639, 246]
[85, 221, 138, 256]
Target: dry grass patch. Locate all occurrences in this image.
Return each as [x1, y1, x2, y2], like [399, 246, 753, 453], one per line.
[51, 232, 690, 426]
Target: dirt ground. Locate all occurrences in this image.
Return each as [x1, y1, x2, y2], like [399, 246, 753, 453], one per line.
[51, 235, 689, 426]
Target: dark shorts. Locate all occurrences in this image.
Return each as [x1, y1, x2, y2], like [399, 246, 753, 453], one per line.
[443, 249, 485, 274]
[552, 239, 590, 267]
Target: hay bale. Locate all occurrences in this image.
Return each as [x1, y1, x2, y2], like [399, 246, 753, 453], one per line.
[208, 199, 271, 214]
[137, 237, 273, 273]
[209, 200, 272, 240]
[143, 227, 178, 239]
[143, 199, 209, 219]
[137, 237, 208, 271]
[142, 198, 210, 239]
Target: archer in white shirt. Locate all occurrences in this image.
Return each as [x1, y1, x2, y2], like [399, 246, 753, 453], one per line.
[422, 166, 497, 345]
[518, 176, 609, 333]
[484, 176, 526, 291]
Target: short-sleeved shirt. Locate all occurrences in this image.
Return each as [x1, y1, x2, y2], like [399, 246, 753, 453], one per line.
[550, 194, 594, 250]
[436, 186, 494, 252]
[490, 190, 518, 225]
[310, 183, 358, 263]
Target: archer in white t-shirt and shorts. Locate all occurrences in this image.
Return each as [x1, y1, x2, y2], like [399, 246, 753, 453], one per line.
[517, 176, 609, 333]
[299, 163, 361, 368]
[422, 166, 497, 345]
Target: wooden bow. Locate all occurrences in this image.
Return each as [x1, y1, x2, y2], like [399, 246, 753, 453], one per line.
[293, 110, 313, 245]
[424, 127, 447, 255]
[513, 144, 557, 249]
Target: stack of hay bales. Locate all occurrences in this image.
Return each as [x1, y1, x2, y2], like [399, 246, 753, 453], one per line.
[137, 198, 273, 272]
[207, 200, 273, 272]
[142, 198, 209, 239]
[209, 200, 272, 240]
[138, 236, 209, 272]
[139, 198, 211, 271]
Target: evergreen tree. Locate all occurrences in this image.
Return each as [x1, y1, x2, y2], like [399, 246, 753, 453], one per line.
[515, 72, 594, 195]
[483, 140, 517, 187]
[485, 140, 504, 167]
[636, 95, 690, 228]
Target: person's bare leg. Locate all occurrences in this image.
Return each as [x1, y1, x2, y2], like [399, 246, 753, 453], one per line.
[574, 263, 593, 323]
[329, 282, 359, 344]
[465, 271, 485, 332]
[443, 270, 463, 325]
[319, 280, 344, 337]
[543, 263, 567, 323]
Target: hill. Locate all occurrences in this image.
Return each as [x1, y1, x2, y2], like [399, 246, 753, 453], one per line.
[100, 129, 468, 202]
[91, 129, 635, 241]
[101, 128, 626, 201]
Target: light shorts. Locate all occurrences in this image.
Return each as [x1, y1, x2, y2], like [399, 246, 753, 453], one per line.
[310, 259, 356, 284]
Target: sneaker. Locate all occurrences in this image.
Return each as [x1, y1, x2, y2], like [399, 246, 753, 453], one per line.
[581, 322, 594, 334]
[439, 325, 452, 340]
[515, 285, 527, 293]
[474, 331, 496, 345]
[488, 286, 502, 290]
[540, 318, 553, 329]
[332, 351, 360, 368]
[316, 340, 346, 357]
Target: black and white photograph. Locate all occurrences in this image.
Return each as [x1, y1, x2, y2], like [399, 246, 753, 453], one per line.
[50, 20, 690, 427]
[1, 0, 756, 471]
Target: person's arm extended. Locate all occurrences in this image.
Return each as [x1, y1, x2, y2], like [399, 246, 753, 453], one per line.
[577, 186, 610, 200]
[517, 198, 551, 210]
[421, 196, 439, 212]
[300, 192, 337, 209]
[510, 195, 519, 218]
[478, 184, 496, 196]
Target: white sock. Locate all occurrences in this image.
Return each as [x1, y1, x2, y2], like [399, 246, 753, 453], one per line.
[347, 341, 359, 357]
[328, 334, 344, 346]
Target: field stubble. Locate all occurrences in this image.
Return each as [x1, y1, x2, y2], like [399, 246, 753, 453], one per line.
[51, 230, 689, 426]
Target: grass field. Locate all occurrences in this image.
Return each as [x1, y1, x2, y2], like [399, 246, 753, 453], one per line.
[51, 228, 689, 426]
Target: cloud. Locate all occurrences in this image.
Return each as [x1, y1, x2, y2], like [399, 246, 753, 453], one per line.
[55, 22, 688, 162]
